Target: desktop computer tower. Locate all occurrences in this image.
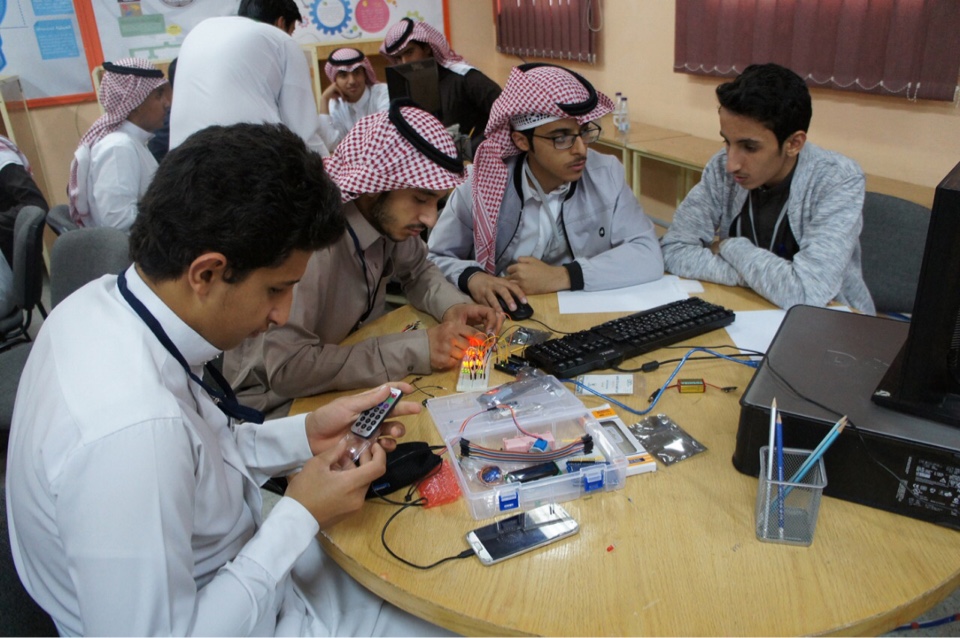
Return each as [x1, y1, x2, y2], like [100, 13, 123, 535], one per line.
[734, 305, 960, 529]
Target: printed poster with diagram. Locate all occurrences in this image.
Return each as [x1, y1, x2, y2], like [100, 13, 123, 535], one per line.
[0, 0, 93, 99]
[92, 0, 447, 63]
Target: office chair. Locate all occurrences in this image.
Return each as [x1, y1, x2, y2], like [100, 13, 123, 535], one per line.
[0, 206, 47, 350]
[859, 192, 931, 315]
[0, 340, 31, 433]
[0, 485, 59, 637]
[50, 226, 131, 308]
[45, 203, 79, 236]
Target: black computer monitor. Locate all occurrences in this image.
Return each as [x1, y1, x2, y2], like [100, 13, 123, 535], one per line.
[386, 58, 441, 119]
[873, 160, 960, 425]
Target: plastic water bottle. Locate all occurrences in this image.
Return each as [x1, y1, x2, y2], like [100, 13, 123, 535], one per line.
[617, 96, 631, 135]
[612, 92, 623, 131]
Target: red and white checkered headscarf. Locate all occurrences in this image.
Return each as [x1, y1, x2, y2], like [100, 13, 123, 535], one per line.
[323, 101, 465, 202]
[68, 58, 167, 223]
[379, 18, 472, 74]
[324, 47, 378, 86]
[471, 64, 613, 273]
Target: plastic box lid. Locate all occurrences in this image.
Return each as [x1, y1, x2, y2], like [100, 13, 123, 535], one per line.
[426, 372, 627, 519]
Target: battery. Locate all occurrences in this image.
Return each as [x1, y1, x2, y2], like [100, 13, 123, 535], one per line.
[677, 378, 706, 393]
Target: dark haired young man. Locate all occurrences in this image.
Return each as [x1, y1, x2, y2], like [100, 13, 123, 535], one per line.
[170, 0, 329, 155]
[426, 63, 663, 315]
[6, 123, 444, 636]
[236, 0, 301, 30]
[661, 63, 874, 313]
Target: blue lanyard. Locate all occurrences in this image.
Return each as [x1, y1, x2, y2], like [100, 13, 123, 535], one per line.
[117, 270, 264, 424]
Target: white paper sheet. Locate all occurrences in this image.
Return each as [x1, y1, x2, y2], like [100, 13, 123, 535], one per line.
[726, 306, 851, 355]
[724, 309, 787, 356]
[557, 275, 689, 314]
[675, 278, 704, 294]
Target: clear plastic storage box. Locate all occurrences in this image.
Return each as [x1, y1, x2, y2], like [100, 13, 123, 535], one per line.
[426, 372, 628, 520]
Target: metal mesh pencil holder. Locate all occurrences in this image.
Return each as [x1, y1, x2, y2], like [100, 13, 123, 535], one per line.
[756, 447, 828, 546]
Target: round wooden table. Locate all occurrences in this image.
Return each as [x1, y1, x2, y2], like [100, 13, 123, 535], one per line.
[292, 284, 960, 636]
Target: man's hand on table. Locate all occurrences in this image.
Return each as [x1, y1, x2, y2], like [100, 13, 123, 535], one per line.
[442, 301, 503, 334]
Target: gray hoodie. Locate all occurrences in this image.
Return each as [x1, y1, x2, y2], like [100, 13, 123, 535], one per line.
[661, 142, 875, 314]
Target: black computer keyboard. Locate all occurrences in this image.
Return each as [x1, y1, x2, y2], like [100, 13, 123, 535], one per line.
[523, 297, 735, 377]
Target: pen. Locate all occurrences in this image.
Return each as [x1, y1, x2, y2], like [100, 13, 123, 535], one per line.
[764, 398, 777, 537]
[766, 398, 777, 481]
[775, 412, 784, 539]
[402, 320, 422, 332]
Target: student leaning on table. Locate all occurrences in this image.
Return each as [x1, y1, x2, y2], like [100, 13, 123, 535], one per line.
[660, 63, 875, 314]
[225, 102, 501, 417]
[6, 122, 450, 637]
[426, 62, 663, 315]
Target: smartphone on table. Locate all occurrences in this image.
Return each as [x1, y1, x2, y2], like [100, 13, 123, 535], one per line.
[465, 503, 579, 565]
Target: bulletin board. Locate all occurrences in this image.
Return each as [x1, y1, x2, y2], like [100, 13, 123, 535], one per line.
[0, 0, 96, 103]
[0, 0, 448, 105]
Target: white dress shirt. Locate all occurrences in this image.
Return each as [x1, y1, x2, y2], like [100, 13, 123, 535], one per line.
[73, 120, 156, 232]
[5, 267, 445, 636]
[317, 83, 389, 151]
[513, 158, 573, 268]
[170, 16, 329, 157]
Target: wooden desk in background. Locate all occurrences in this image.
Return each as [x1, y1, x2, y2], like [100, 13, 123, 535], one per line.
[291, 284, 960, 636]
[594, 115, 936, 233]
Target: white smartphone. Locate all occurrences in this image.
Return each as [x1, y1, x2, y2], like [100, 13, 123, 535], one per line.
[465, 503, 579, 565]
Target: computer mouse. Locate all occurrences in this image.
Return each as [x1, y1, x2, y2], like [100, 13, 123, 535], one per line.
[498, 294, 534, 321]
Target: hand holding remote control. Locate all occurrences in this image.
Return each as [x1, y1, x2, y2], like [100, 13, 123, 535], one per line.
[341, 387, 404, 464]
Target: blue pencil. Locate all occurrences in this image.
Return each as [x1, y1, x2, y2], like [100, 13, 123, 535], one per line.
[787, 416, 847, 488]
[775, 412, 784, 539]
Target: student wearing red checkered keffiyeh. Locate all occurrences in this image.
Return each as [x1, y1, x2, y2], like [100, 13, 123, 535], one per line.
[224, 101, 503, 417]
[68, 58, 169, 232]
[317, 48, 389, 151]
[427, 63, 664, 315]
[380, 18, 501, 159]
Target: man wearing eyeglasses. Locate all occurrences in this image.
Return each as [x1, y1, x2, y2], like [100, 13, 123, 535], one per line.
[427, 64, 662, 314]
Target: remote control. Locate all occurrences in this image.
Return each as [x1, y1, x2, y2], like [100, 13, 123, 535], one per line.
[343, 387, 403, 462]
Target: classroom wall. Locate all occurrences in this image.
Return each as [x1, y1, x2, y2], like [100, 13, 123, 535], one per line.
[447, 0, 960, 189]
[27, 0, 960, 205]
[31, 102, 100, 206]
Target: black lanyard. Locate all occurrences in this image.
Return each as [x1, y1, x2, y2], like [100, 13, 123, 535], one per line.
[117, 270, 264, 424]
[346, 222, 382, 333]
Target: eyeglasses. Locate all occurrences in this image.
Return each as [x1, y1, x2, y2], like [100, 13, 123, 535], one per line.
[531, 123, 602, 150]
